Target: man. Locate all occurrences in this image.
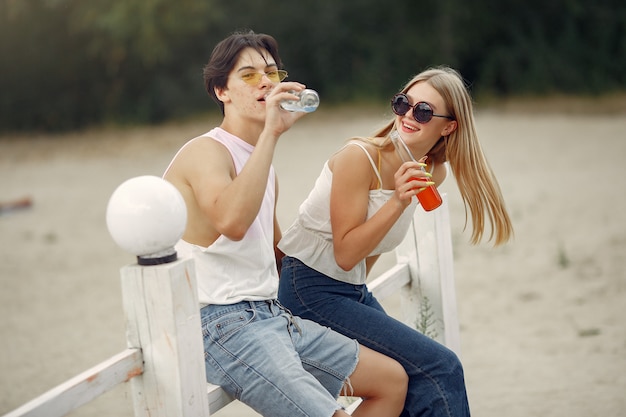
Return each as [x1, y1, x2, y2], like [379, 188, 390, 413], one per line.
[163, 30, 407, 417]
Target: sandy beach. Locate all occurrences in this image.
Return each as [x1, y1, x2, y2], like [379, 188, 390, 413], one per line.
[1, 102, 625, 416]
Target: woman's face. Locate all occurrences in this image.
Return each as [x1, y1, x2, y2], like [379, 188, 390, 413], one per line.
[395, 81, 456, 151]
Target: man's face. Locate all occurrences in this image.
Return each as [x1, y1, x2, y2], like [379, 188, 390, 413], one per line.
[218, 47, 280, 120]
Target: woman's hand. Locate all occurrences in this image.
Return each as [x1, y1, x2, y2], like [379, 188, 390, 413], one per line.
[393, 156, 434, 206]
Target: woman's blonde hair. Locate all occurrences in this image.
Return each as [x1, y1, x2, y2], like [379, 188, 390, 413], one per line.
[368, 66, 514, 245]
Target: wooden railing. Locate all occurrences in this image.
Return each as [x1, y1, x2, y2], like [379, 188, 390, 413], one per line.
[2, 194, 459, 417]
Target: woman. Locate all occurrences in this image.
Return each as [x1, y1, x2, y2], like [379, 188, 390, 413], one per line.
[278, 66, 514, 417]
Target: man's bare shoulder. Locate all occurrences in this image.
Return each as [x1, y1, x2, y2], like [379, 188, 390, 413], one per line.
[173, 136, 231, 167]
[164, 135, 233, 187]
[180, 134, 227, 155]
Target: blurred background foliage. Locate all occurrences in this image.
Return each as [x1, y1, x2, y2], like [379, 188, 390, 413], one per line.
[1, 0, 624, 132]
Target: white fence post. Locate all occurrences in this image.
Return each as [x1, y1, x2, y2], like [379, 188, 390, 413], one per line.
[347, 193, 460, 415]
[395, 194, 461, 354]
[106, 175, 210, 416]
[121, 257, 210, 417]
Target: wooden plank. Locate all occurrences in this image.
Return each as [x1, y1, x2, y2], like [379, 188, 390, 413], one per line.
[2, 348, 142, 417]
[368, 263, 410, 301]
[394, 209, 429, 333]
[207, 384, 234, 415]
[433, 195, 461, 354]
[393, 194, 460, 352]
[121, 258, 210, 416]
[344, 398, 363, 414]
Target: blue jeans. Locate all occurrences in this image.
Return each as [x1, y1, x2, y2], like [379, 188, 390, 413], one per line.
[278, 256, 471, 417]
[201, 299, 359, 417]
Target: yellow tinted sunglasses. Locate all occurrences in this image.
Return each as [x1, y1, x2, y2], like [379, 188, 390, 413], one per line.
[240, 70, 288, 86]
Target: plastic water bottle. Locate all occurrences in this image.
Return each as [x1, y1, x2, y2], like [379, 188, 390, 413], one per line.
[280, 89, 320, 113]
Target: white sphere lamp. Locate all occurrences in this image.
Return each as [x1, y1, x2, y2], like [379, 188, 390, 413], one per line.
[106, 175, 187, 265]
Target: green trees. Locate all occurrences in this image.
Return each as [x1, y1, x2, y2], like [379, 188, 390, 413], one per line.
[1, 0, 624, 132]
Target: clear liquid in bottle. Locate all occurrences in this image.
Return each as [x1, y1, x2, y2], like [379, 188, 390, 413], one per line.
[280, 89, 320, 113]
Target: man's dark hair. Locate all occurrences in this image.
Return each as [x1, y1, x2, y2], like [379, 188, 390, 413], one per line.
[203, 30, 283, 115]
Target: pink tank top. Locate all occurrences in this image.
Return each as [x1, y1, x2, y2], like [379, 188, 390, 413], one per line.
[165, 127, 278, 305]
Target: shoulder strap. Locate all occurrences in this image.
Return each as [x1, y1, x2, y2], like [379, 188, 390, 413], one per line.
[346, 141, 383, 189]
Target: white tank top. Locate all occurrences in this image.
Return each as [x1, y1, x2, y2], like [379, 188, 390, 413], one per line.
[165, 127, 278, 305]
[278, 141, 418, 284]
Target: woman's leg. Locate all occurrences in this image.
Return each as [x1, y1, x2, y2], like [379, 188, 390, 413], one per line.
[287, 306, 408, 417]
[279, 256, 471, 417]
[347, 344, 408, 417]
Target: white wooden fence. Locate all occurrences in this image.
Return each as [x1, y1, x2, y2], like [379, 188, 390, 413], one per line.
[2, 194, 459, 417]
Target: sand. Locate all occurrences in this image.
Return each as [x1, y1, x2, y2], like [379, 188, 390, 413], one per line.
[1, 104, 625, 416]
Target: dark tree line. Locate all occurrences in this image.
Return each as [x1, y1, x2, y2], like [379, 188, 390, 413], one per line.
[1, 0, 624, 132]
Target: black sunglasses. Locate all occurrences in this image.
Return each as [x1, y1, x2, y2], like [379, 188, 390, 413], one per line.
[391, 93, 455, 123]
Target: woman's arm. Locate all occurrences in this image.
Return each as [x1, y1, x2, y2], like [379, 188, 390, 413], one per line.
[329, 145, 414, 271]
